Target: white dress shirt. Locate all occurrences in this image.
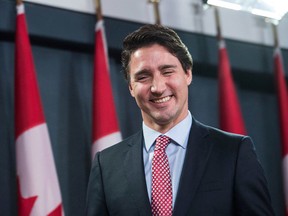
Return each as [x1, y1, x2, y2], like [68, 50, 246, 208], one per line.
[142, 111, 192, 207]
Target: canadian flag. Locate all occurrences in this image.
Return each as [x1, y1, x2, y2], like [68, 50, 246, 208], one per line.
[91, 20, 122, 158]
[274, 47, 288, 215]
[218, 39, 246, 135]
[15, 4, 64, 216]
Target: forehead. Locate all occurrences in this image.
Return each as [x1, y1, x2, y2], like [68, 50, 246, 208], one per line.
[132, 44, 170, 57]
[130, 44, 179, 69]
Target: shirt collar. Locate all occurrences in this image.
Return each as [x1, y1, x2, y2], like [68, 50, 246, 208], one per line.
[143, 111, 192, 152]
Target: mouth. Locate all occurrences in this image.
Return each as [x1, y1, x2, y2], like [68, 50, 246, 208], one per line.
[151, 96, 172, 103]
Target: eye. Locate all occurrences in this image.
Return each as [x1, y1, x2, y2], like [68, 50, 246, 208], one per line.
[136, 74, 149, 82]
[163, 70, 173, 76]
[160, 65, 177, 75]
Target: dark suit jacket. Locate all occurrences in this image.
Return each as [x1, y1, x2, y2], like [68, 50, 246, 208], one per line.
[86, 118, 275, 216]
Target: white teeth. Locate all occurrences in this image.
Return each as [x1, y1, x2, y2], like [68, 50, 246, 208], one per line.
[153, 96, 171, 103]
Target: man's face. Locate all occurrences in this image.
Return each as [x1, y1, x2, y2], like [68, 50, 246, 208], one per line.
[128, 44, 192, 132]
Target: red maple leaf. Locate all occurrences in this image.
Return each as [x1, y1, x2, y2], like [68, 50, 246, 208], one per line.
[17, 178, 38, 216]
[17, 178, 63, 215]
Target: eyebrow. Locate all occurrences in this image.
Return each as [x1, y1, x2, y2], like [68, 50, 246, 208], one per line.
[158, 64, 177, 70]
[133, 64, 178, 78]
[133, 69, 150, 78]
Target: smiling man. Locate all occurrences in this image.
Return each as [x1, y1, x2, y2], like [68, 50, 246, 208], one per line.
[128, 44, 192, 133]
[86, 24, 275, 216]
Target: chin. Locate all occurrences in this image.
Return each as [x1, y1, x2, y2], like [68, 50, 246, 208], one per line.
[152, 114, 174, 125]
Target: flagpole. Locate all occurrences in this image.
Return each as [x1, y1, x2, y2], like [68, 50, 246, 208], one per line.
[214, 6, 222, 40]
[95, 0, 103, 21]
[272, 23, 279, 48]
[148, 0, 161, 25]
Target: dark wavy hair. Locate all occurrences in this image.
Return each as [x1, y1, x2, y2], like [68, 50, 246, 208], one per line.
[121, 24, 193, 82]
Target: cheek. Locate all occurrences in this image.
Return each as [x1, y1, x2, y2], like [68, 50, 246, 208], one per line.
[180, 74, 191, 86]
[136, 86, 151, 103]
[169, 78, 189, 96]
[169, 77, 184, 89]
[129, 84, 147, 100]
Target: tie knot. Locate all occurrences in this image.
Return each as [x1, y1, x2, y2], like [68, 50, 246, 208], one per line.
[155, 135, 170, 151]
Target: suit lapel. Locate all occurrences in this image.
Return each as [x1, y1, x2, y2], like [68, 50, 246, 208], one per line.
[123, 131, 152, 216]
[173, 118, 213, 216]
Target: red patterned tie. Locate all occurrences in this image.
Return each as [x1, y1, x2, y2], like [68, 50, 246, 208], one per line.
[151, 135, 173, 216]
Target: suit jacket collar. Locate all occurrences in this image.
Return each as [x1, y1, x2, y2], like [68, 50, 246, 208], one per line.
[123, 131, 152, 216]
[173, 117, 213, 216]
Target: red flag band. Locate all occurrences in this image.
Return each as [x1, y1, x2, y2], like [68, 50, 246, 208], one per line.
[91, 20, 122, 158]
[274, 47, 288, 215]
[15, 4, 64, 216]
[218, 40, 246, 135]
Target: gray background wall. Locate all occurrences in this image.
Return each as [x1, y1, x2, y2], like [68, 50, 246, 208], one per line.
[0, 0, 287, 215]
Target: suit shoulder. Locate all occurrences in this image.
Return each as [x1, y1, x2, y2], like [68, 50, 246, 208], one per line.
[193, 120, 256, 160]
[209, 126, 246, 140]
[97, 130, 142, 155]
[195, 119, 250, 145]
[92, 131, 142, 167]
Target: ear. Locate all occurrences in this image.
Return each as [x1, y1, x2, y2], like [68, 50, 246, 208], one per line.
[129, 83, 135, 97]
[186, 69, 192, 85]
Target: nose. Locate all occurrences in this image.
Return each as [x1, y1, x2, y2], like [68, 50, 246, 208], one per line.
[151, 75, 166, 94]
